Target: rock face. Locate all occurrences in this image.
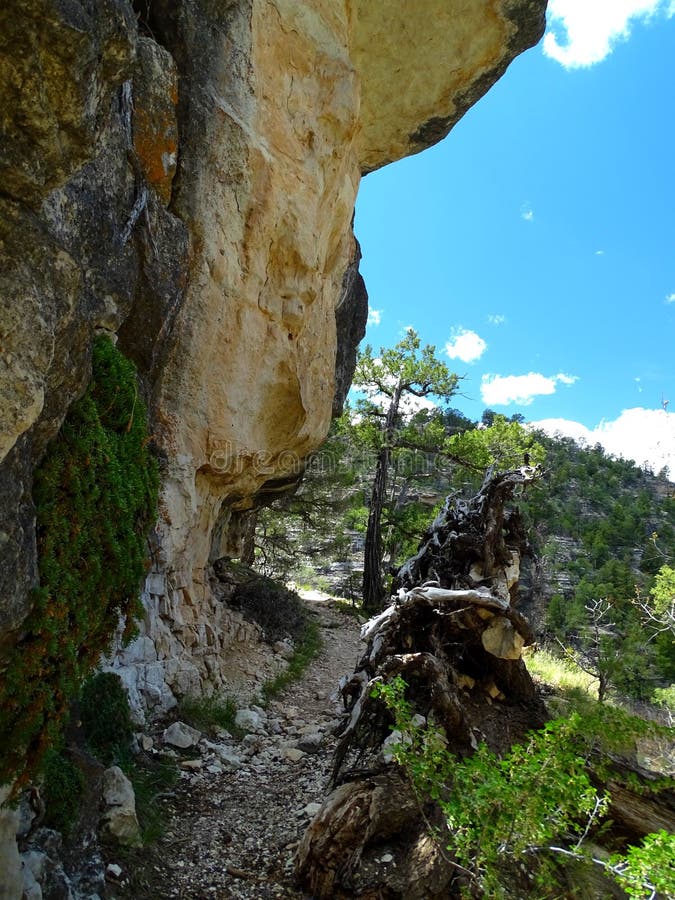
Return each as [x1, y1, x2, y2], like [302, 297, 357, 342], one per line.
[0, 786, 22, 900]
[0, 0, 546, 711]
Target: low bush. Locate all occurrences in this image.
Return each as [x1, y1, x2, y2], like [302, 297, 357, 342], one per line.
[41, 748, 85, 836]
[233, 576, 311, 644]
[373, 675, 675, 899]
[80, 672, 135, 764]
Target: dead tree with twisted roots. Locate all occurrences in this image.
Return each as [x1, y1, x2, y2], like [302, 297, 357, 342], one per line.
[296, 466, 548, 899]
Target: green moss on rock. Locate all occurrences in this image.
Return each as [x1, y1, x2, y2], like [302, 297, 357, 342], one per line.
[0, 336, 158, 786]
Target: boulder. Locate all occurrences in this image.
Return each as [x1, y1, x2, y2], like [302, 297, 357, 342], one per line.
[162, 721, 202, 749]
[100, 767, 141, 848]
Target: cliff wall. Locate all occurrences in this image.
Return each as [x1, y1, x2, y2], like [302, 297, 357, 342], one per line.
[0, 0, 546, 712]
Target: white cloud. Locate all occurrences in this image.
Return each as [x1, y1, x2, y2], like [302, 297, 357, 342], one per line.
[544, 0, 675, 68]
[445, 328, 487, 364]
[556, 373, 578, 385]
[481, 372, 578, 406]
[367, 307, 382, 326]
[595, 249, 605, 256]
[352, 381, 438, 416]
[530, 408, 675, 477]
[488, 313, 506, 326]
[666, 293, 675, 303]
[521, 204, 534, 222]
[399, 393, 439, 414]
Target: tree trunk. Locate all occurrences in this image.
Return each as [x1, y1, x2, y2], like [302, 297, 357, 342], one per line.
[362, 383, 402, 612]
[362, 446, 389, 611]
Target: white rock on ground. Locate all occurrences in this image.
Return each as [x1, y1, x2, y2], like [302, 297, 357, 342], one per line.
[234, 708, 266, 733]
[100, 767, 141, 848]
[162, 721, 202, 749]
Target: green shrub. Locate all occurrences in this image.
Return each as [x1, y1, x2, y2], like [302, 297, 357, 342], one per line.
[333, 598, 366, 620]
[373, 676, 674, 898]
[41, 748, 85, 836]
[177, 694, 241, 737]
[652, 684, 675, 717]
[80, 672, 135, 764]
[233, 576, 311, 644]
[0, 336, 158, 786]
[128, 756, 178, 845]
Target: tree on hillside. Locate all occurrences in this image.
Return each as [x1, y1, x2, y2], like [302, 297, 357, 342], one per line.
[647, 564, 675, 634]
[353, 330, 459, 610]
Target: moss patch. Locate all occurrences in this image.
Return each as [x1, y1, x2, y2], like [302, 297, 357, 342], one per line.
[0, 336, 158, 786]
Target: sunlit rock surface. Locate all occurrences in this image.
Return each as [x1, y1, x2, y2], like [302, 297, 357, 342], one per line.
[0, 0, 546, 703]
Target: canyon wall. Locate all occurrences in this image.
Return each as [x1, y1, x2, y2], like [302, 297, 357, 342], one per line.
[0, 0, 547, 712]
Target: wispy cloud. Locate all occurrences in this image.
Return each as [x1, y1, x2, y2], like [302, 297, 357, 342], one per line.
[481, 372, 578, 406]
[367, 307, 382, 326]
[521, 204, 534, 222]
[487, 313, 506, 326]
[530, 408, 675, 478]
[556, 373, 578, 385]
[595, 249, 605, 256]
[445, 328, 487, 364]
[666, 293, 675, 304]
[544, 0, 675, 69]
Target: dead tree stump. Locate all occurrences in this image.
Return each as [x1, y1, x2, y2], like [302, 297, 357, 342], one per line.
[296, 468, 548, 899]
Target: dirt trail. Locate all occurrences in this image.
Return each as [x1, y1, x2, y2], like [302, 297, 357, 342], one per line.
[113, 595, 362, 899]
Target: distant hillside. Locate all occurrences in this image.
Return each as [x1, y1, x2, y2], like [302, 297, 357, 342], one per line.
[255, 418, 675, 698]
[519, 432, 675, 618]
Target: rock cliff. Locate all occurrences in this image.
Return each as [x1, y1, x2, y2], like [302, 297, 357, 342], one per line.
[0, 0, 546, 714]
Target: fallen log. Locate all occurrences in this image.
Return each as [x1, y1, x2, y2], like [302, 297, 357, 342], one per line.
[296, 469, 549, 898]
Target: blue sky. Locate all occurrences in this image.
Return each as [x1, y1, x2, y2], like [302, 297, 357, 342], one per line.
[354, 1, 675, 475]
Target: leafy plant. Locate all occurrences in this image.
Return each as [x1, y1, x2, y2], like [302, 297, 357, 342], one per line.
[609, 830, 675, 898]
[41, 747, 85, 836]
[80, 672, 135, 764]
[372, 676, 674, 898]
[0, 336, 158, 786]
[652, 684, 675, 721]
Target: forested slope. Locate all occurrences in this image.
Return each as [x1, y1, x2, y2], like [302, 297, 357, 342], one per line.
[256, 413, 675, 705]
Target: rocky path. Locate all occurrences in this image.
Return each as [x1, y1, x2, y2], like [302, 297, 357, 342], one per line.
[111, 596, 363, 899]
